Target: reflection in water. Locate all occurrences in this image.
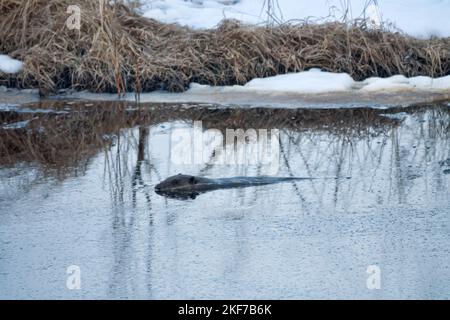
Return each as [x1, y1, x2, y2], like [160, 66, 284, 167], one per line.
[0, 101, 449, 299]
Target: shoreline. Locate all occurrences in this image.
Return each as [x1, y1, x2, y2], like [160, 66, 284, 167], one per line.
[2, 87, 449, 109]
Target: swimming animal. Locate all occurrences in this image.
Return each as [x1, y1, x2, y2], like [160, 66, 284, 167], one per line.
[155, 173, 348, 199]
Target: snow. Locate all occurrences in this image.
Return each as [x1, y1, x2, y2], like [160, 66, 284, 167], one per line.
[242, 69, 356, 93]
[362, 74, 450, 92]
[141, 0, 450, 38]
[188, 69, 450, 94]
[0, 55, 23, 74]
[189, 68, 357, 93]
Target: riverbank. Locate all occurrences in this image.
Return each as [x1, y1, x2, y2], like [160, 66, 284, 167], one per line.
[1, 1, 449, 96]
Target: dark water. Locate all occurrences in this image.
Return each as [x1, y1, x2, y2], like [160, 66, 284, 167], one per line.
[0, 101, 449, 299]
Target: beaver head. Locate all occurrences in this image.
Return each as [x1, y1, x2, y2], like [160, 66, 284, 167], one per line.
[154, 174, 200, 193]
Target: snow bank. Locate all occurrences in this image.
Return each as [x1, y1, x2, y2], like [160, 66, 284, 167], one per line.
[142, 0, 263, 28]
[243, 69, 356, 93]
[190, 69, 356, 94]
[188, 69, 450, 94]
[141, 0, 450, 38]
[0, 55, 23, 74]
[362, 75, 450, 92]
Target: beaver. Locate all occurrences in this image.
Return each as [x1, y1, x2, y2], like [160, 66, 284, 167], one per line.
[155, 173, 348, 199]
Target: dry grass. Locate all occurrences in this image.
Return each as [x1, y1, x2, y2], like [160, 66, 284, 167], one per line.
[0, 0, 449, 95]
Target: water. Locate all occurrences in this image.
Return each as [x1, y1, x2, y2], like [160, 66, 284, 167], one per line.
[0, 101, 449, 299]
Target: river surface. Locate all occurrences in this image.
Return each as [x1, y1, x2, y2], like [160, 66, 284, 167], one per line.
[0, 100, 449, 299]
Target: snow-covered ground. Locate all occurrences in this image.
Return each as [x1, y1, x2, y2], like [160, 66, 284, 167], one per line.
[141, 0, 450, 38]
[0, 55, 23, 74]
[138, 1, 450, 99]
[1, 1, 450, 101]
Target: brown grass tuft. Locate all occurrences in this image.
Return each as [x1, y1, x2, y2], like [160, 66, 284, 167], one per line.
[1, 0, 449, 95]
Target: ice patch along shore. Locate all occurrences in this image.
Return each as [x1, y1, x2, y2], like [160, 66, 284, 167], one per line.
[60, 68, 450, 110]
